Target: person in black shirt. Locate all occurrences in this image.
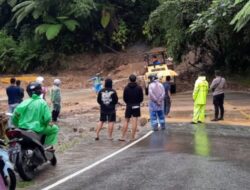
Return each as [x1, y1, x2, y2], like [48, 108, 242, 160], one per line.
[16, 80, 24, 103]
[163, 76, 171, 116]
[95, 78, 118, 141]
[6, 77, 21, 127]
[119, 74, 143, 141]
[6, 78, 20, 113]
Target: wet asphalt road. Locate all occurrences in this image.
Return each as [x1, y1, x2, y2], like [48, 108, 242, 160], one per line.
[42, 123, 250, 190]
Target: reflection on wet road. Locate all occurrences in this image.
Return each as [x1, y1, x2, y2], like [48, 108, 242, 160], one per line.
[42, 123, 250, 190]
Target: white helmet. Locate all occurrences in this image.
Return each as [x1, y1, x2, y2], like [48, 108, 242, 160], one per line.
[36, 76, 44, 84]
[54, 79, 61, 85]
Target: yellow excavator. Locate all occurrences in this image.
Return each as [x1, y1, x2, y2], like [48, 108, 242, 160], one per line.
[144, 47, 178, 94]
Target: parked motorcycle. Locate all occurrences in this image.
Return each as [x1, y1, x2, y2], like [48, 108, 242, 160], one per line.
[6, 129, 57, 181]
[0, 139, 16, 190]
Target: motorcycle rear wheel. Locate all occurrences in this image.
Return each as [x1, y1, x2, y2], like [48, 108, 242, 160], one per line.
[16, 150, 35, 181]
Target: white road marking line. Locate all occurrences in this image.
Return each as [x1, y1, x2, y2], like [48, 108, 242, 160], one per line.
[41, 130, 154, 190]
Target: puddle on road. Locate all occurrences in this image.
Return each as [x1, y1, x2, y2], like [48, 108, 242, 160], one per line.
[139, 123, 250, 163]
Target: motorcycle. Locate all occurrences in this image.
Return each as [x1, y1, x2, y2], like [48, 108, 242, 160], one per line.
[0, 139, 16, 190]
[6, 128, 57, 181]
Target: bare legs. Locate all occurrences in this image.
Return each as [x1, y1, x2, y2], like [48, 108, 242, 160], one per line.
[96, 117, 139, 141]
[120, 118, 129, 140]
[120, 117, 138, 141]
[95, 121, 114, 140]
[108, 122, 114, 139]
[131, 117, 138, 140]
[95, 121, 103, 140]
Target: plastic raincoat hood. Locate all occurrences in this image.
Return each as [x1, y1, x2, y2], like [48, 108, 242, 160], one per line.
[193, 76, 209, 105]
[12, 94, 51, 133]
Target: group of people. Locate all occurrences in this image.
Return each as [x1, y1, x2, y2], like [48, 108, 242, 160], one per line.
[192, 70, 226, 124]
[95, 75, 143, 141]
[5, 69, 226, 146]
[6, 78, 24, 114]
[5, 76, 62, 148]
[95, 73, 172, 141]
[95, 69, 226, 141]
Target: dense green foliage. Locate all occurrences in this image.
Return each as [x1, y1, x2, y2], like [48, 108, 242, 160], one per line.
[0, 0, 249, 74]
[231, 0, 250, 31]
[189, 0, 250, 74]
[144, 0, 211, 61]
[0, 0, 158, 73]
[145, 0, 250, 74]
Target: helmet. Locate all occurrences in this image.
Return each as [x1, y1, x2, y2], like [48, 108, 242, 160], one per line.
[26, 82, 42, 97]
[54, 79, 61, 85]
[36, 76, 44, 84]
[148, 74, 158, 82]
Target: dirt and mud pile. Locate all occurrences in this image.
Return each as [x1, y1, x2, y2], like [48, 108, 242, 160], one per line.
[57, 44, 149, 89]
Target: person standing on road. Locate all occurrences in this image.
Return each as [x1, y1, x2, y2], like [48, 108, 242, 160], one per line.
[6, 77, 20, 113]
[119, 74, 144, 141]
[148, 74, 166, 131]
[89, 73, 103, 95]
[16, 80, 24, 103]
[36, 76, 47, 100]
[210, 70, 227, 121]
[95, 78, 118, 141]
[163, 76, 171, 117]
[50, 79, 62, 122]
[6, 77, 21, 127]
[192, 72, 209, 124]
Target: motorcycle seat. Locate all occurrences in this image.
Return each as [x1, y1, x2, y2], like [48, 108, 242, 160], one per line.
[16, 128, 45, 144]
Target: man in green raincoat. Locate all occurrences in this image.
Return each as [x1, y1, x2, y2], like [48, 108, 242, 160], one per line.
[192, 72, 209, 124]
[12, 82, 59, 146]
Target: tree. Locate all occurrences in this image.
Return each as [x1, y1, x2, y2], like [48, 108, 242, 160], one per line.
[144, 0, 210, 61]
[189, 0, 250, 73]
[35, 17, 79, 40]
[0, 0, 158, 72]
[230, 0, 250, 31]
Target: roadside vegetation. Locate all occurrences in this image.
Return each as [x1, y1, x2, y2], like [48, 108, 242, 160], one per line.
[0, 0, 249, 75]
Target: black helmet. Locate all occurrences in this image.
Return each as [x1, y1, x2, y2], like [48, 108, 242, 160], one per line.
[148, 74, 158, 82]
[26, 82, 42, 97]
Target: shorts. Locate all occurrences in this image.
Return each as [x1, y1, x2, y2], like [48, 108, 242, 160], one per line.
[125, 105, 141, 118]
[100, 112, 116, 122]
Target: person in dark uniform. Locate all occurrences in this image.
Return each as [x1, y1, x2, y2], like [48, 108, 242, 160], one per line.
[119, 74, 144, 141]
